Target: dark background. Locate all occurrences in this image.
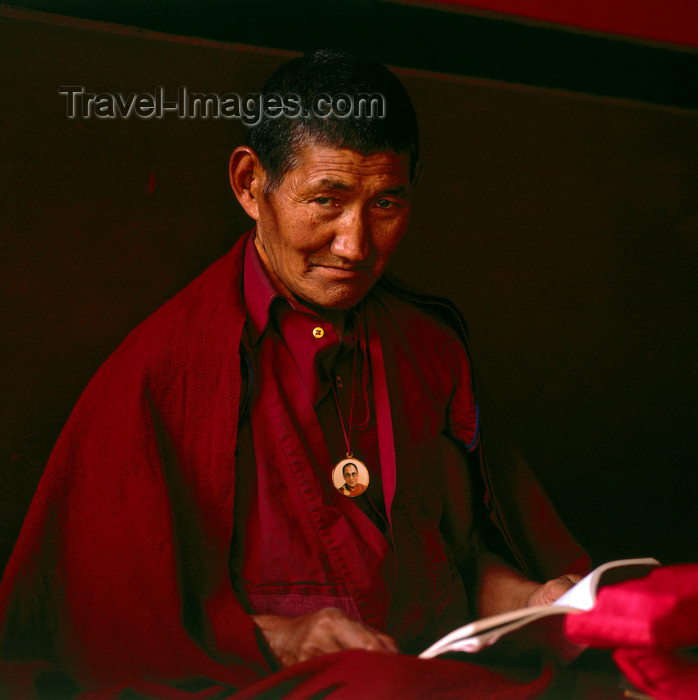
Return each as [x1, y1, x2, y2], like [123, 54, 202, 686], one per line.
[1, 2, 696, 576]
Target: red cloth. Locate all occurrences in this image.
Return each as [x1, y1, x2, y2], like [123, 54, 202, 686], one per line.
[1, 236, 266, 696]
[0, 232, 587, 696]
[232, 649, 553, 700]
[565, 564, 698, 700]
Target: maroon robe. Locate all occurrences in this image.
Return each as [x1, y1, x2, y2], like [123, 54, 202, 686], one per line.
[0, 232, 588, 697]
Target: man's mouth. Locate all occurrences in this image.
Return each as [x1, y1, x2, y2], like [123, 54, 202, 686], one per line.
[313, 264, 371, 278]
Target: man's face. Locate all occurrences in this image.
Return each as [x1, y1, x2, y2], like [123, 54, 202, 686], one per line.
[253, 144, 412, 310]
[343, 464, 359, 488]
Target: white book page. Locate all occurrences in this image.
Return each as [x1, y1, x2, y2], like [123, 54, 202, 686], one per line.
[553, 557, 659, 610]
[419, 557, 660, 659]
[419, 605, 577, 658]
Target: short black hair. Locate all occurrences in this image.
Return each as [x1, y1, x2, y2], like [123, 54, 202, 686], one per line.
[247, 49, 419, 192]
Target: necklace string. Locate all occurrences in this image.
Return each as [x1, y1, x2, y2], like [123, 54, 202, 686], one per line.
[326, 312, 371, 496]
[328, 333, 359, 458]
[355, 315, 370, 432]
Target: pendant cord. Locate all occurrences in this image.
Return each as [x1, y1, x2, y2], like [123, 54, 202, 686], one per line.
[356, 313, 371, 431]
[328, 337, 359, 458]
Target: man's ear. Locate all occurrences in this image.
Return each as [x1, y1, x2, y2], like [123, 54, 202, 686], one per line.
[229, 145, 266, 221]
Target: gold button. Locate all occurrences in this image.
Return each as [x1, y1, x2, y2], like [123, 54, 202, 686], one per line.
[312, 327, 325, 339]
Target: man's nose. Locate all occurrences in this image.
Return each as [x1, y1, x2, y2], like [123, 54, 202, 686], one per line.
[330, 208, 371, 263]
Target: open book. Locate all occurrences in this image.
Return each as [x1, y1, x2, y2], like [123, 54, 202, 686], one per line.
[419, 557, 659, 661]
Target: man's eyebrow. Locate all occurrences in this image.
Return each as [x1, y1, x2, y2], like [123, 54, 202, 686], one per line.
[308, 180, 410, 197]
[380, 185, 410, 198]
[311, 178, 351, 191]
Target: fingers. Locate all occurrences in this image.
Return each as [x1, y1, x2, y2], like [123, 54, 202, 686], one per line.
[526, 575, 580, 606]
[372, 631, 400, 653]
[326, 614, 398, 654]
[296, 608, 398, 659]
[254, 608, 399, 668]
[532, 575, 580, 606]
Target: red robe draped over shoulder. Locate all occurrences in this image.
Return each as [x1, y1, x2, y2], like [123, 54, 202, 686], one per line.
[0, 234, 588, 697]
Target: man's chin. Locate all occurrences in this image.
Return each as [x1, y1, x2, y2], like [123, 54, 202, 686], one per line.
[298, 282, 374, 312]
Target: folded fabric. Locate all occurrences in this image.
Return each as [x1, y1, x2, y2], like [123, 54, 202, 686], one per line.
[564, 564, 698, 650]
[564, 563, 698, 700]
[614, 647, 698, 700]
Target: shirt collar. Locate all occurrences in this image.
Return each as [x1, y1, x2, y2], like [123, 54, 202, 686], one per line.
[243, 233, 366, 407]
[243, 232, 352, 343]
[243, 233, 283, 346]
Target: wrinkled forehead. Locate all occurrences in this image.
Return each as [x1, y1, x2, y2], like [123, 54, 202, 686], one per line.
[279, 142, 412, 189]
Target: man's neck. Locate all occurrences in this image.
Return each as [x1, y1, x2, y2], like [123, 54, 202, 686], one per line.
[297, 300, 349, 339]
[252, 234, 351, 339]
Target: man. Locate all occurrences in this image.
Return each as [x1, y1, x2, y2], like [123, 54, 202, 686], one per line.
[0, 50, 587, 698]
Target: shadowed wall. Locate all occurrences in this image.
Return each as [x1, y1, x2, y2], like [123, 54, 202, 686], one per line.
[1, 10, 696, 575]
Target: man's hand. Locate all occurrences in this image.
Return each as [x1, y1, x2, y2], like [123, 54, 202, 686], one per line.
[526, 574, 582, 607]
[476, 552, 584, 617]
[252, 608, 399, 668]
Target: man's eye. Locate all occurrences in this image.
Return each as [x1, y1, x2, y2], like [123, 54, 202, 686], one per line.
[314, 197, 333, 206]
[375, 199, 396, 209]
